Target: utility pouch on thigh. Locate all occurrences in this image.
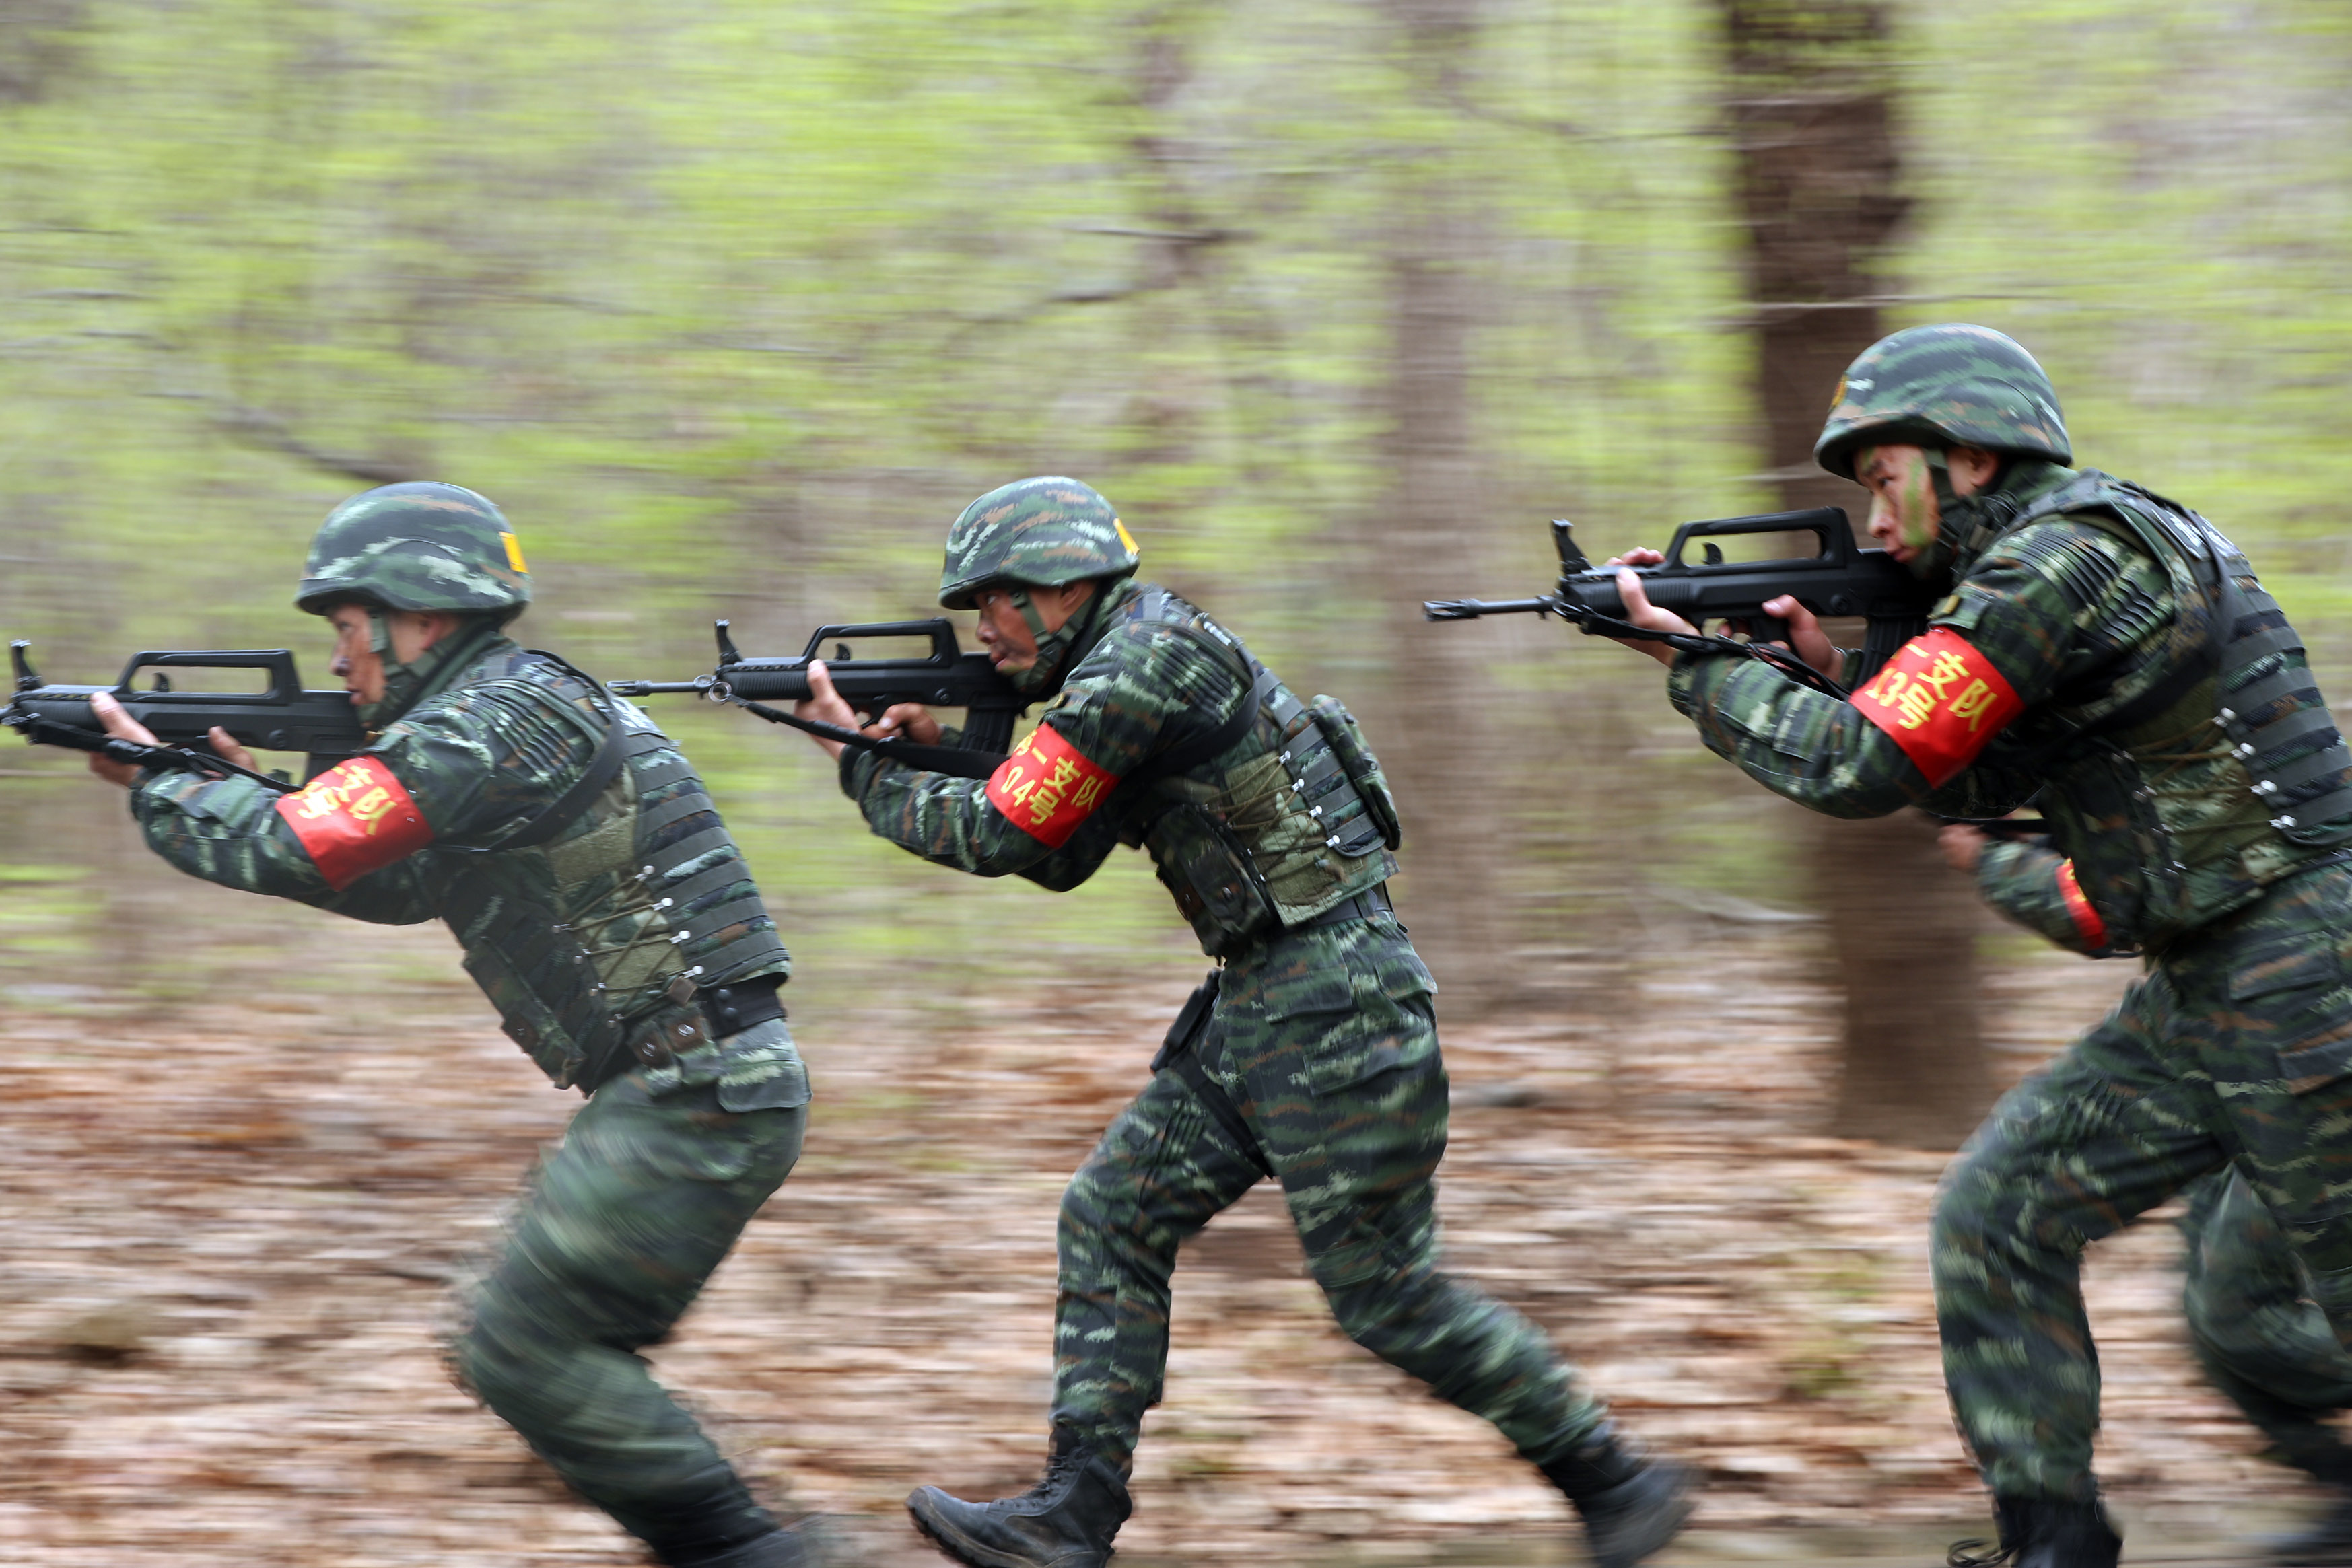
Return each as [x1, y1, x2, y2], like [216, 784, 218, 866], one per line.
[1150, 969, 1223, 1073]
[1145, 969, 1268, 1176]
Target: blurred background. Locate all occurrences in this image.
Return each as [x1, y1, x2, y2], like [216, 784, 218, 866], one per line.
[1, 1, 2349, 1563]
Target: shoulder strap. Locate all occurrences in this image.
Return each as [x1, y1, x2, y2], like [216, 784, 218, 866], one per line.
[438, 651, 631, 857]
[1118, 592, 1278, 791]
[1993, 476, 2225, 744]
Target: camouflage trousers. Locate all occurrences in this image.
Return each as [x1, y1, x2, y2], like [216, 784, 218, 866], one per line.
[2181, 1166, 2352, 1483]
[1051, 914, 1606, 1468]
[1934, 862, 2352, 1502]
[453, 1072, 806, 1563]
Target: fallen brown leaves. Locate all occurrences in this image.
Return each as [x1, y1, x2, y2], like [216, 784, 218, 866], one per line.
[0, 910, 2319, 1565]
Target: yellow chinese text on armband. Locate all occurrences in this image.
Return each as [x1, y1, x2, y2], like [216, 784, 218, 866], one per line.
[1848, 628, 2025, 787]
[272, 755, 434, 890]
[984, 723, 1117, 847]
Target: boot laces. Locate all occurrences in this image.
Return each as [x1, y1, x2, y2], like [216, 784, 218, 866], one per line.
[1947, 1539, 2016, 1568]
[1029, 1444, 1091, 1499]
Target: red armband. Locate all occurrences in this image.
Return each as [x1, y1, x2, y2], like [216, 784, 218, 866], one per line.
[272, 755, 433, 890]
[985, 723, 1117, 848]
[1848, 627, 2026, 787]
[2054, 859, 2109, 950]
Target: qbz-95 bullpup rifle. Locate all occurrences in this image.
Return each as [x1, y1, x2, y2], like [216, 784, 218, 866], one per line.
[1424, 506, 1938, 693]
[1426, 509, 2057, 835]
[609, 618, 1027, 781]
[6, 641, 363, 793]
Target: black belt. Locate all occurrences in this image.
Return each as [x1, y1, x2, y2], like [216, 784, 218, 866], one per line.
[1302, 882, 1392, 929]
[626, 974, 787, 1071]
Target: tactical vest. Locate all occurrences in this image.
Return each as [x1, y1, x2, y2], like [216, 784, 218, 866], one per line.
[1111, 588, 1402, 956]
[425, 653, 788, 1092]
[1972, 472, 2352, 948]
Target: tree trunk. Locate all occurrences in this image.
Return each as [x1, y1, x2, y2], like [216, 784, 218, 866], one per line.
[1719, 0, 1995, 1146]
[1360, 0, 1513, 1010]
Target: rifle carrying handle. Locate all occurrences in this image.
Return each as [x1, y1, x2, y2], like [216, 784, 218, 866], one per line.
[1663, 507, 1853, 569]
[116, 649, 304, 704]
[796, 620, 962, 667]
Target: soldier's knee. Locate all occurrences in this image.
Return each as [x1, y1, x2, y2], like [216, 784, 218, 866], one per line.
[1058, 1174, 1110, 1253]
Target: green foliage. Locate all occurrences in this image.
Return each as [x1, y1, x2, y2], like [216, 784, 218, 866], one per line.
[0, 0, 2345, 993]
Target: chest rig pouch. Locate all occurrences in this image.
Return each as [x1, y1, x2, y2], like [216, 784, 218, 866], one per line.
[435, 656, 789, 1092]
[1116, 592, 1398, 956]
[2211, 567, 2352, 845]
[1268, 691, 1402, 856]
[2009, 475, 2352, 853]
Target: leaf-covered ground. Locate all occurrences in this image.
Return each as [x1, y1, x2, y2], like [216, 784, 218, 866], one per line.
[0, 916, 2327, 1565]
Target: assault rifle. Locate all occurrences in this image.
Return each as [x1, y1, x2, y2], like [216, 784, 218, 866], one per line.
[609, 619, 1026, 781]
[1424, 507, 1939, 692]
[5, 641, 362, 793]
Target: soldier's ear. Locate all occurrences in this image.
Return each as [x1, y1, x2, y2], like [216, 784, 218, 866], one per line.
[1949, 446, 2002, 493]
[410, 610, 459, 653]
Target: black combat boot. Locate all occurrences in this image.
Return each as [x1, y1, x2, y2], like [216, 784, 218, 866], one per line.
[1539, 1426, 1695, 1568]
[905, 1428, 1132, 1568]
[1948, 1496, 2120, 1568]
[668, 1516, 837, 1568]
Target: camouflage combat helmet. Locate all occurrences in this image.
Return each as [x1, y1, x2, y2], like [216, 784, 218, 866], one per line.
[295, 481, 532, 620]
[1814, 324, 2071, 482]
[937, 477, 1141, 610]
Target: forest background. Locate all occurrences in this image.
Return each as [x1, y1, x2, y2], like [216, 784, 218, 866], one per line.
[0, 1, 2349, 1563]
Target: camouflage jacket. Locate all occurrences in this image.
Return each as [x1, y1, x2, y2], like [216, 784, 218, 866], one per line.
[131, 633, 802, 1106]
[1668, 461, 2344, 956]
[1975, 836, 2103, 956]
[841, 578, 1397, 954]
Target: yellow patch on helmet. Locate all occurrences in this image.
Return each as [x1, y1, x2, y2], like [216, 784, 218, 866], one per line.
[1113, 518, 1139, 556]
[1828, 376, 1848, 417]
[500, 532, 529, 573]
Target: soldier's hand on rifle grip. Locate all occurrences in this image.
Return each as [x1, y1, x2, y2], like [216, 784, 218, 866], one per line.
[868, 702, 942, 747]
[1605, 552, 1696, 667]
[1759, 595, 1846, 684]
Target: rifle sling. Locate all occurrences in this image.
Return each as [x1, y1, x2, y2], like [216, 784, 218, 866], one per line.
[736, 698, 1005, 781]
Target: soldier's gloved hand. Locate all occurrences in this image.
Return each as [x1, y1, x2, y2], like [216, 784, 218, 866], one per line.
[1605, 550, 1697, 668]
[1758, 594, 1846, 682]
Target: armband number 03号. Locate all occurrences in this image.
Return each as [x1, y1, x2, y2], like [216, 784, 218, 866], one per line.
[1848, 627, 2025, 787]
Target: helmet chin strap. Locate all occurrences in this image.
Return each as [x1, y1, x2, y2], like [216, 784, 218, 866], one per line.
[1922, 448, 2021, 586]
[1005, 585, 1088, 697]
[366, 606, 398, 659]
[357, 606, 485, 729]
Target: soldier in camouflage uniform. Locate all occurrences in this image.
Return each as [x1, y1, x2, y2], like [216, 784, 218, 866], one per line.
[81, 483, 827, 1568]
[1968, 836, 2352, 1565]
[790, 477, 1692, 1568]
[1607, 323, 2352, 1568]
